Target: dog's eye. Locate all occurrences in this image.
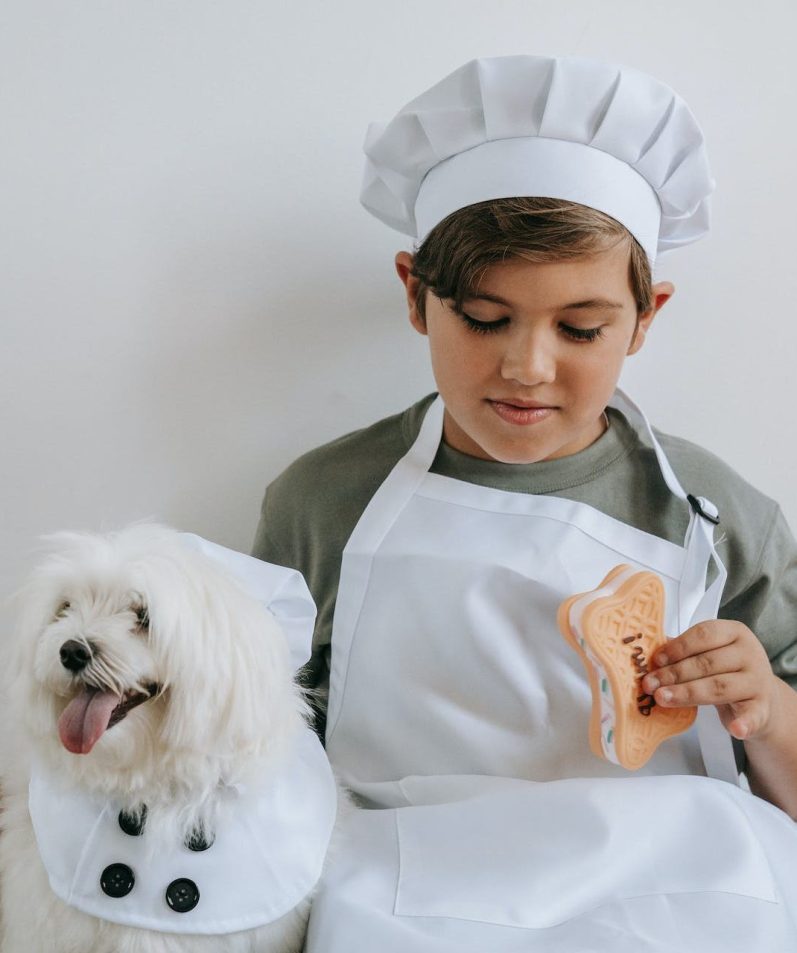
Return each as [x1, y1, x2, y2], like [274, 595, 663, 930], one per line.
[135, 606, 150, 629]
[55, 600, 70, 618]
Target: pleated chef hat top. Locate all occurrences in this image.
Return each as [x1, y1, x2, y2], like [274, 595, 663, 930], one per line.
[360, 55, 714, 267]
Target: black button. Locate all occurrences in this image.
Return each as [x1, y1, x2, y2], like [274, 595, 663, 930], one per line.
[118, 805, 147, 836]
[185, 826, 215, 852]
[100, 863, 135, 898]
[165, 878, 200, 913]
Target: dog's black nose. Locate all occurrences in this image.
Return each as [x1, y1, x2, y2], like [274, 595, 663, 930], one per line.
[59, 639, 92, 672]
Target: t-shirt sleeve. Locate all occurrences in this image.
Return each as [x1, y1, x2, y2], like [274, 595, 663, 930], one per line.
[250, 478, 332, 739]
[720, 504, 797, 691]
[251, 484, 293, 570]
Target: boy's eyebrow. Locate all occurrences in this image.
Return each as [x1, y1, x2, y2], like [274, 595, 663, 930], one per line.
[467, 292, 625, 311]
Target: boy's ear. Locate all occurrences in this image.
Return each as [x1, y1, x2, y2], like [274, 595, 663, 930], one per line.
[627, 281, 675, 355]
[395, 251, 428, 335]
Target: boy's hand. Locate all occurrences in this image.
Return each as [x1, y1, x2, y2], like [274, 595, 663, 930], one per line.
[640, 621, 780, 741]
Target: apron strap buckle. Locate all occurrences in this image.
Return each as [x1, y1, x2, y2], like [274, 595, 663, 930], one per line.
[687, 494, 720, 525]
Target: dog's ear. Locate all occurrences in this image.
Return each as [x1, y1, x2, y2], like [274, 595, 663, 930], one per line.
[3, 551, 83, 749]
[144, 552, 305, 758]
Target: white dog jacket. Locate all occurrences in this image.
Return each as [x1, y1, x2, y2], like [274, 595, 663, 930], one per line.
[29, 537, 336, 935]
[29, 726, 337, 934]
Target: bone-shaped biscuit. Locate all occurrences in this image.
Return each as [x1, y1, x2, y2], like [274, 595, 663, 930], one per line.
[557, 565, 696, 771]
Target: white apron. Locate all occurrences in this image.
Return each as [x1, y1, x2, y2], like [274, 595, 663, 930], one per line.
[306, 391, 797, 953]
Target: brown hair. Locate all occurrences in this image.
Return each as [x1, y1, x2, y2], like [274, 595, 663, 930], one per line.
[409, 197, 653, 321]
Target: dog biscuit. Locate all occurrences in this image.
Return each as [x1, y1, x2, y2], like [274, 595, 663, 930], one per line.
[557, 565, 696, 771]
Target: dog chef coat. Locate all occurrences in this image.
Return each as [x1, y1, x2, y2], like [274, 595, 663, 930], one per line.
[305, 391, 797, 953]
[28, 550, 338, 935]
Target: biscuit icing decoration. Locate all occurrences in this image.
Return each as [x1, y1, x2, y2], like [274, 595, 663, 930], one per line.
[557, 566, 697, 771]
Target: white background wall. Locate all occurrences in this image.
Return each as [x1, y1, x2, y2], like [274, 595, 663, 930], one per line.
[2, 0, 795, 613]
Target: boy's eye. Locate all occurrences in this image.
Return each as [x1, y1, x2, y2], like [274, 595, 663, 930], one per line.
[459, 311, 604, 343]
[458, 313, 509, 334]
[560, 324, 604, 342]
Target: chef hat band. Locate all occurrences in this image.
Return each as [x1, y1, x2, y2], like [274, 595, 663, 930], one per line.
[360, 55, 715, 268]
[415, 137, 662, 265]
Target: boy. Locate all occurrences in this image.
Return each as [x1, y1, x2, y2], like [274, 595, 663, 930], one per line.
[253, 55, 797, 951]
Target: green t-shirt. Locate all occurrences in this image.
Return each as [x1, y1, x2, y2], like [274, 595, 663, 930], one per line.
[252, 394, 797, 738]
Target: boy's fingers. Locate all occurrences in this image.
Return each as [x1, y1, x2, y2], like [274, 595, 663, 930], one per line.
[652, 670, 757, 708]
[651, 621, 741, 669]
[641, 644, 743, 694]
[653, 677, 772, 739]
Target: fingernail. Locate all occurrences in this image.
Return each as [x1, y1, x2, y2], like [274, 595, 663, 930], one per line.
[655, 653, 668, 666]
[646, 675, 660, 691]
[659, 688, 673, 703]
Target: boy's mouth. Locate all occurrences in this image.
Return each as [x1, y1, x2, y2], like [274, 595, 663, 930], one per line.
[491, 397, 553, 408]
[488, 399, 556, 425]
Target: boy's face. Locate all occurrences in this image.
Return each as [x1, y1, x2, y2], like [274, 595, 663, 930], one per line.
[397, 242, 672, 464]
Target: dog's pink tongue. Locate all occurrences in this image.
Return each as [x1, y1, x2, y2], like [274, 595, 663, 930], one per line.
[58, 688, 120, 754]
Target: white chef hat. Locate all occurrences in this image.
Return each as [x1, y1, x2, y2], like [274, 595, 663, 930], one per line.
[360, 55, 714, 267]
[179, 533, 317, 674]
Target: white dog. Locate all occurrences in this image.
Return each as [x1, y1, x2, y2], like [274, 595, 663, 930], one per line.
[0, 523, 340, 953]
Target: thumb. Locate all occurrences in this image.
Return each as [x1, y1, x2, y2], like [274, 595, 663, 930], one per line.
[723, 699, 763, 740]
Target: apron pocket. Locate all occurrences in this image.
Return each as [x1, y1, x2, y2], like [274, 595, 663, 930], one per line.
[394, 775, 778, 929]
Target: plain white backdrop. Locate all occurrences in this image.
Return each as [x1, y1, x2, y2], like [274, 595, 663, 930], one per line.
[2, 0, 795, 617]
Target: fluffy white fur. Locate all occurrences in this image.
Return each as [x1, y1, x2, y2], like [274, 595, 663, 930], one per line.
[0, 523, 338, 953]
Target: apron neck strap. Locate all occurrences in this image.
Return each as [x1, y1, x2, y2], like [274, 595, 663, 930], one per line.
[425, 389, 695, 511]
[609, 388, 689, 503]
[411, 394, 446, 470]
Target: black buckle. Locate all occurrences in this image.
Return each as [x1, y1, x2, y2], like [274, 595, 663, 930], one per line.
[687, 493, 720, 525]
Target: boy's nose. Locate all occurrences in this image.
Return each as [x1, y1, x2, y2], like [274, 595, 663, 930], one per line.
[501, 336, 556, 385]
